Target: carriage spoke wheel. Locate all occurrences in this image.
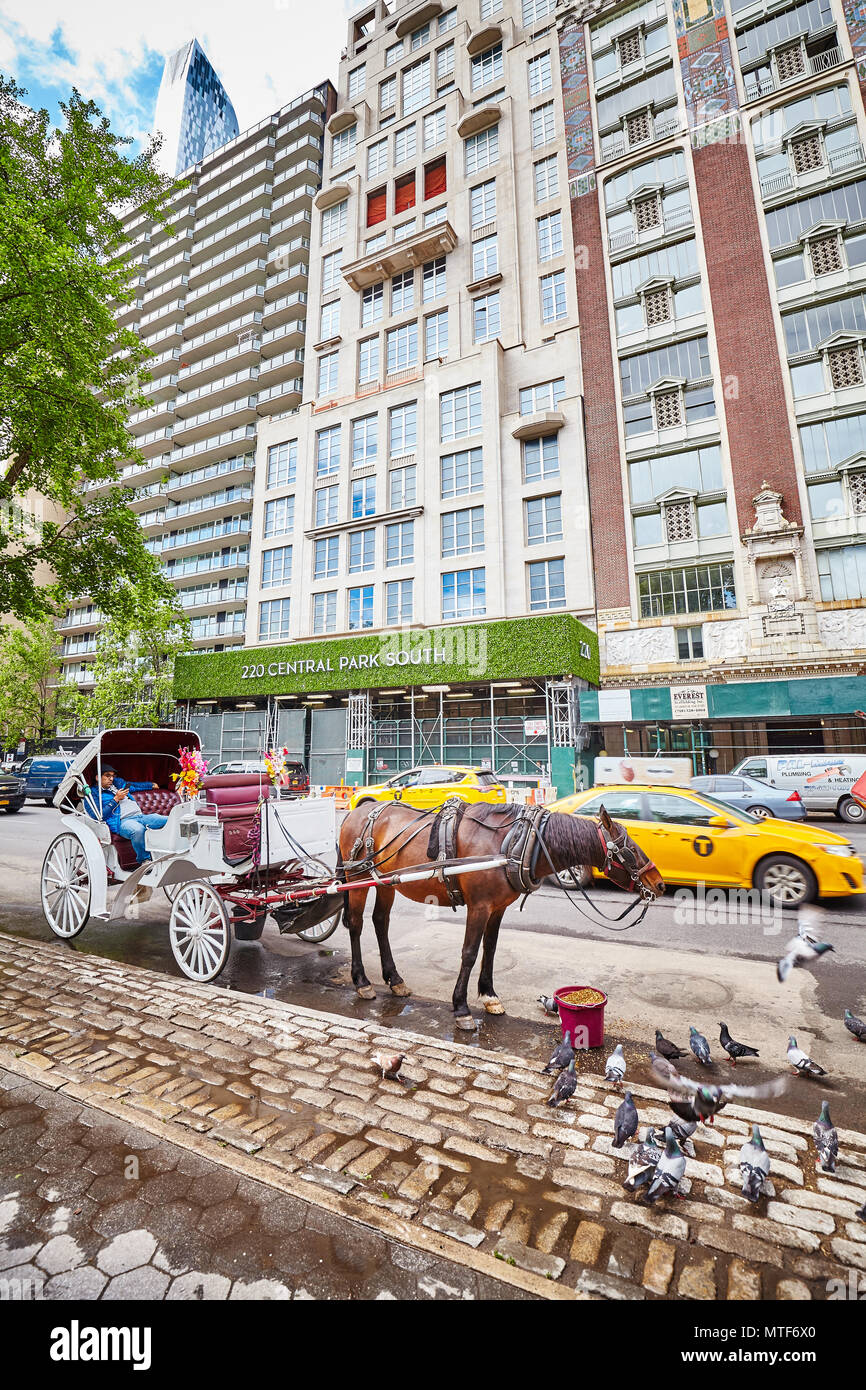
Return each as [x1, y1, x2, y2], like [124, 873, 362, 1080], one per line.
[294, 856, 342, 943]
[41, 833, 91, 939]
[169, 883, 231, 982]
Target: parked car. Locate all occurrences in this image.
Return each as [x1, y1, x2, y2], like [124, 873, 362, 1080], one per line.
[690, 773, 805, 821]
[732, 754, 866, 823]
[18, 756, 70, 805]
[349, 765, 507, 812]
[207, 759, 309, 795]
[0, 770, 26, 814]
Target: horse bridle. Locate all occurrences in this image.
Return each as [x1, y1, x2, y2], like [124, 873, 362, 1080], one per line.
[595, 819, 660, 903]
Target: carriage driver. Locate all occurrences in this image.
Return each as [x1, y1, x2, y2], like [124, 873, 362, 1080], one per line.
[87, 764, 166, 865]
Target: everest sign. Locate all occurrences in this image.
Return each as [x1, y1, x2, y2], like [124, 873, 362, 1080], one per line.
[670, 685, 709, 720]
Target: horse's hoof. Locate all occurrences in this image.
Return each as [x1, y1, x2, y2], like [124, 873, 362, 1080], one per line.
[454, 1014, 478, 1032]
[389, 981, 411, 997]
[479, 995, 505, 1015]
[356, 985, 376, 1000]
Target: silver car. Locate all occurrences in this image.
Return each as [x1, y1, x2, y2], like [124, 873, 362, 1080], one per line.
[690, 773, 806, 821]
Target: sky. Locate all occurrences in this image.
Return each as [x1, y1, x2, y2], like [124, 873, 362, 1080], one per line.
[0, 0, 355, 151]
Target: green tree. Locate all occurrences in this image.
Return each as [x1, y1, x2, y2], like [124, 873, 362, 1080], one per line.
[81, 592, 191, 730]
[0, 616, 78, 749]
[0, 75, 179, 621]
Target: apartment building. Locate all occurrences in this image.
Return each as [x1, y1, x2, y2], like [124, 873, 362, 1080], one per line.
[177, 0, 599, 790]
[58, 79, 335, 693]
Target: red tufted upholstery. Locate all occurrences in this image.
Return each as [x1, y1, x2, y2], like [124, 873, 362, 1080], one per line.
[203, 775, 269, 863]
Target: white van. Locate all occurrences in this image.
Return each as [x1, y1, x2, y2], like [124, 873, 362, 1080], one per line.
[731, 754, 866, 822]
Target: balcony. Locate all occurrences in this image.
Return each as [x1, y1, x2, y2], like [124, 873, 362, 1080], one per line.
[164, 485, 253, 522]
[759, 142, 866, 199]
[162, 547, 250, 581]
[744, 45, 845, 101]
[173, 395, 258, 445]
[607, 203, 694, 253]
[178, 339, 262, 386]
[170, 423, 256, 465]
[180, 365, 259, 409]
[342, 221, 458, 291]
[191, 236, 270, 290]
[166, 453, 255, 502]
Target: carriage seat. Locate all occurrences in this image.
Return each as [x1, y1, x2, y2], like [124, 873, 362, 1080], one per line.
[201, 775, 270, 863]
[109, 788, 182, 870]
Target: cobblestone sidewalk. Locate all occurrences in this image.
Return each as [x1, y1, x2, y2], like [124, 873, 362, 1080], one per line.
[1, 932, 864, 1301]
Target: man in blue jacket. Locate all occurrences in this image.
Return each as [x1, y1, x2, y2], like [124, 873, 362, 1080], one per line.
[87, 764, 167, 865]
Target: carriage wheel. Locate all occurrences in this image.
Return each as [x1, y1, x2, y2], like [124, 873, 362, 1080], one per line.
[296, 908, 342, 944]
[169, 883, 231, 982]
[41, 833, 91, 939]
[163, 882, 182, 905]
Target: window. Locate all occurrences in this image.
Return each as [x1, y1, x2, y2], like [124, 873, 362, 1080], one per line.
[264, 496, 294, 537]
[362, 282, 384, 326]
[390, 464, 417, 508]
[471, 179, 496, 226]
[791, 131, 823, 175]
[440, 383, 482, 441]
[386, 41, 403, 66]
[394, 123, 417, 164]
[386, 519, 414, 566]
[390, 401, 417, 455]
[348, 529, 375, 572]
[385, 578, 413, 624]
[314, 536, 339, 578]
[351, 416, 377, 467]
[322, 200, 348, 244]
[537, 211, 563, 262]
[348, 585, 374, 630]
[315, 485, 338, 527]
[316, 425, 341, 476]
[525, 493, 562, 544]
[402, 57, 431, 115]
[817, 544, 866, 600]
[395, 172, 416, 214]
[638, 563, 737, 617]
[523, 434, 559, 481]
[411, 22, 431, 49]
[351, 476, 376, 518]
[465, 125, 499, 175]
[531, 101, 555, 148]
[367, 138, 388, 179]
[438, 6, 457, 31]
[348, 65, 366, 99]
[540, 269, 567, 321]
[528, 557, 565, 610]
[424, 107, 446, 147]
[313, 591, 337, 634]
[386, 321, 419, 374]
[318, 352, 338, 395]
[620, 336, 711, 396]
[321, 250, 343, 294]
[267, 440, 297, 489]
[261, 545, 292, 588]
[425, 308, 449, 358]
[442, 568, 486, 619]
[664, 498, 694, 542]
[646, 793, 719, 827]
[390, 270, 414, 315]
[523, 0, 555, 22]
[482, 0, 503, 14]
[534, 155, 558, 201]
[442, 506, 484, 556]
[528, 52, 553, 97]
[644, 286, 671, 326]
[367, 186, 387, 227]
[677, 625, 704, 660]
[380, 75, 397, 112]
[441, 447, 483, 497]
[332, 124, 357, 165]
[394, 219, 417, 242]
[472, 234, 498, 279]
[422, 256, 446, 302]
[519, 378, 565, 414]
[829, 345, 864, 389]
[359, 335, 380, 384]
[424, 204, 448, 227]
[437, 42, 455, 84]
[424, 157, 447, 200]
[472, 42, 504, 91]
[319, 300, 341, 341]
[258, 598, 290, 641]
[473, 290, 500, 341]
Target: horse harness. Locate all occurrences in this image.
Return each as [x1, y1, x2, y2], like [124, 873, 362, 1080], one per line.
[501, 804, 552, 896]
[427, 796, 469, 909]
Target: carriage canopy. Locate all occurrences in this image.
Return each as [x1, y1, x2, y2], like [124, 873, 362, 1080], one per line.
[54, 728, 201, 810]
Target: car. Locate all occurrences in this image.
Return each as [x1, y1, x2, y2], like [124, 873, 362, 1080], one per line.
[732, 754, 866, 823]
[690, 773, 806, 821]
[208, 759, 309, 794]
[0, 770, 26, 814]
[349, 765, 508, 812]
[18, 756, 70, 805]
[549, 783, 864, 908]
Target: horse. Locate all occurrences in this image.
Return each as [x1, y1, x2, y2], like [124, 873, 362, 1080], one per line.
[337, 801, 665, 1030]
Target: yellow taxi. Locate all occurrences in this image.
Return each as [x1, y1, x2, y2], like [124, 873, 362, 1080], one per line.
[551, 783, 864, 908]
[349, 765, 507, 812]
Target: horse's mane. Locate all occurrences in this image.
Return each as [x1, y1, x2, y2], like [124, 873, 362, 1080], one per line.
[543, 809, 602, 866]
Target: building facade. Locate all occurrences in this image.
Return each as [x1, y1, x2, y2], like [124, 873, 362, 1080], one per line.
[153, 38, 241, 178]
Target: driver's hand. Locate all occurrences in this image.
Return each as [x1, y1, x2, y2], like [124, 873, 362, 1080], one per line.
[151, 782, 158, 789]
[115, 787, 128, 801]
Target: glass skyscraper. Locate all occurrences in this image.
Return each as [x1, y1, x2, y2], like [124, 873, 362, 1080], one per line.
[153, 38, 240, 177]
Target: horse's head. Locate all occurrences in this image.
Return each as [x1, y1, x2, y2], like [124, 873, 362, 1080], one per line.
[596, 805, 665, 901]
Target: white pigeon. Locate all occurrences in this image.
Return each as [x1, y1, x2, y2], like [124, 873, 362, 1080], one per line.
[738, 1124, 771, 1203]
[605, 1043, 626, 1085]
[777, 933, 834, 984]
[787, 1035, 827, 1077]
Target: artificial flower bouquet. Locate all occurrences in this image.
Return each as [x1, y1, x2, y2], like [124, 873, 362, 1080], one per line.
[263, 746, 291, 787]
[172, 746, 208, 801]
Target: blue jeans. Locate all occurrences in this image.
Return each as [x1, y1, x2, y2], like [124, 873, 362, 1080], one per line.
[115, 813, 168, 863]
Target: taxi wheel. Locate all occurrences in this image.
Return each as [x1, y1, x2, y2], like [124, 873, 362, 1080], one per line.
[753, 855, 817, 909]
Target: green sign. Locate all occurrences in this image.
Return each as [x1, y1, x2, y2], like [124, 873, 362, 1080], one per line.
[174, 614, 599, 700]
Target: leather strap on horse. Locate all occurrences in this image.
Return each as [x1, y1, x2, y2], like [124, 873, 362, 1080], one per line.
[426, 796, 468, 910]
[501, 805, 551, 897]
[346, 802, 390, 874]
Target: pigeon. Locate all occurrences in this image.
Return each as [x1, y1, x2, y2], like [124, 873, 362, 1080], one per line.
[739, 1124, 771, 1203]
[787, 1036, 827, 1077]
[844, 1009, 866, 1042]
[813, 1100, 838, 1173]
[371, 1051, 406, 1081]
[612, 1091, 639, 1148]
[857, 1203, 866, 1223]
[649, 1050, 678, 1085]
[543, 1030, 574, 1075]
[644, 1127, 687, 1204]
[655, 1029, 686, 1061]
[651, 1059, 788, 1123]
[547, 1058, 577, 1108]
[664, 1115, 698, 1155]
[719, 1022, 760, 1065]
[777, 935, 835, 984]
[622, 1127, 663, 1192]
[538, 995, 560, 1017]
[605, 1043, 626, 1085]
[689, 1026, 712, 1067]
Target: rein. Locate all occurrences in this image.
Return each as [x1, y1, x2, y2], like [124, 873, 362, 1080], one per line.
[530, 818, 654, 932]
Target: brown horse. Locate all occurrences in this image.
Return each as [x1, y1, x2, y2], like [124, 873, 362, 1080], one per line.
[337, 802, 665, 1029]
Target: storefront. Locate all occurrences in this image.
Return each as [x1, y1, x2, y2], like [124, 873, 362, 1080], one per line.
[173, 614, 599, 798]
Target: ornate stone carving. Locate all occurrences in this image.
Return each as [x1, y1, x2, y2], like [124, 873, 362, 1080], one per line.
[604, 626, 677, 665]
[702, 618, 751, 660]
[817, 609, 866, 651]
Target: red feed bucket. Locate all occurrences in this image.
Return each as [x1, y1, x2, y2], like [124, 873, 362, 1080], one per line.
[554, 985, 608, 1050]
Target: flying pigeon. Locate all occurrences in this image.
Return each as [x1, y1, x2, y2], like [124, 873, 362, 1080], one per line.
[777, 935, 835, 984]
[787, 1036, 827, 1077]
[651, 1059, 788, 1123]
[739, 1124, 771, 1203]
[644, 1127, 687, 1204]
[813, 1100, 838, 1173]
[547, 1058, 577, 1108]
[719, 1022, 760, 1065]
[622, 1127, 663, 1192]
[371, 1051, 406, 1081]
[649, 1050, 678, 1085]
[655, 1029, 686, 1061]
[543, 1030, 574, 1075]
[538, 995, 560, 1017]
[689, 1026, 712, 1067]
[605, 1043, 626, 1085]
[844, 1009, 866, 1042]
[612, 1091, 639, 1149]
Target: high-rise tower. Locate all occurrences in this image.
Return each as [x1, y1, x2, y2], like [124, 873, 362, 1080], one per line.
[154, 38, 240, 177]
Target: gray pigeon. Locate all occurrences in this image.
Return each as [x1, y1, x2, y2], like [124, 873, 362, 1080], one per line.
[644, 1126, 687, 1204]
[547, 1058, 577, 1108]
[844, 1009, 866, 1042]
[719, 1022, 759, 1065]
[605, 1043, 626, 1085]
[689, 1026, 712, 1066]
[649, 1050, 678, 1084]
[622, 1127, 663, 1192]
[665, 1115, 698, 1155]
[857, 1203, 866, 1223]
[543, 1030, 574, 1074]
[655, 1029, 685, 1061]
[612, 1090, 639, 1148]
[739, 1124, 771, 1203]
[813, 1101, 838, 1173]
[652, 1059, 788, 1124]
[787, 1036, 827, 1076]
[538, 995, 560, 1017]
[777, 935, 834, 984]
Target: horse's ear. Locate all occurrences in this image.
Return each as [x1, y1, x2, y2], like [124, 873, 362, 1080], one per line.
[598, 803, 613, 832]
